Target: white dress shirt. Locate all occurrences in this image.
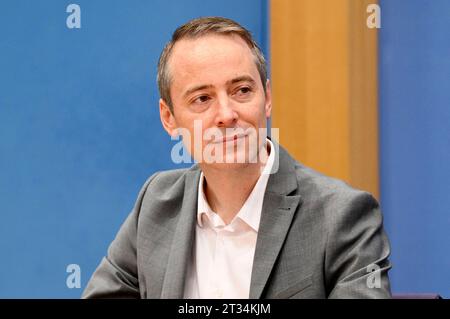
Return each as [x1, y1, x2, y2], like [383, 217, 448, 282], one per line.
[183, 139, 275, 299]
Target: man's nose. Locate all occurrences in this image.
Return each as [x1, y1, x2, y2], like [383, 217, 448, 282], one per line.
[214, 94, 238, 127]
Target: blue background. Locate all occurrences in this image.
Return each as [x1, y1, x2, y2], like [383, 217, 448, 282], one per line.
[0, 0, 267, 298]
[1, 0, 448, 298]
[379, 0, 450, 298]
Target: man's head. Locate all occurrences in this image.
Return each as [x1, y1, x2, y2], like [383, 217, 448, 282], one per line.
[157, 16, 268, 113]
[158, 17, 272, 167]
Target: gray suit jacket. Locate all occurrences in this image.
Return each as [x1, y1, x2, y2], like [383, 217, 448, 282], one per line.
[83, 143, 391, 299]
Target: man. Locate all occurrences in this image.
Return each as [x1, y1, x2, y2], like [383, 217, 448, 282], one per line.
[83, 17, 391, 299]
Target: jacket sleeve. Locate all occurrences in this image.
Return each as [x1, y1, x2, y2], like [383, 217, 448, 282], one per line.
[82, 173, 158, 299]
[325, 191, 392, 299]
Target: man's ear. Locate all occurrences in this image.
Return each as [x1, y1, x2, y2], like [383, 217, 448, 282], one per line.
[264, 79, 272, 118]
[159, 99, 178, 137]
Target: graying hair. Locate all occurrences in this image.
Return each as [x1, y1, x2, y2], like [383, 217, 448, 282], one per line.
[157, 16, 267, 113]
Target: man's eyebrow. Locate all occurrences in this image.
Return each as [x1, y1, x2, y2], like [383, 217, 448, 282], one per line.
[183, 76, 257, 99]
[183, 84, 214, 99]
[227, 75, 257, 86]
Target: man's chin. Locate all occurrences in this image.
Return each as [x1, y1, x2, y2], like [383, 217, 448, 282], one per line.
[199, 152, 263, 170]
[200, 161, 254, 172]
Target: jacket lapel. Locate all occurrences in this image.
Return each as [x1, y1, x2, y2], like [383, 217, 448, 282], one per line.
[249, 145, 303, 298]
[160, 168, 200, 298]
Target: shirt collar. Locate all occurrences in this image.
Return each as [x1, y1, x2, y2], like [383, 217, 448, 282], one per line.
[196, 138, 275, 231]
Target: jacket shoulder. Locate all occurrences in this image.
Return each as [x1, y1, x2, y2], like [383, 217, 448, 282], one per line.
[293, 162, 377, 209]
[141, 166, 198, 198]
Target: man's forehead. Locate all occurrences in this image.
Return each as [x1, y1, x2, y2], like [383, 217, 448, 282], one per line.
[168, 35, 257, 86]
[170, 34, 253, 68]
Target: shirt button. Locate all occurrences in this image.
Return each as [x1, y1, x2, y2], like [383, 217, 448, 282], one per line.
[215, 289, 223, 298]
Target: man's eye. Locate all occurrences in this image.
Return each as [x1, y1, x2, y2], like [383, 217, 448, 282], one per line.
[193, 95, 210, 103]
[235, 87, 252, 96]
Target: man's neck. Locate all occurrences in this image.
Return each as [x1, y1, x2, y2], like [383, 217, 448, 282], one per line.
[200, 143, 270, 224]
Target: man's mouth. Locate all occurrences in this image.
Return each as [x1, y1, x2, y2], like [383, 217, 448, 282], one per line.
[212, 131, 248, 144]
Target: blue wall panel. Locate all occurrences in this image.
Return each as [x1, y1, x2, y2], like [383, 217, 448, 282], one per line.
[379, 0, 450, 298]
[0, 0, 268, 298]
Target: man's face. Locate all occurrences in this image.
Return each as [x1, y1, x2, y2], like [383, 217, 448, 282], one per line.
[160, 34, 271, 168]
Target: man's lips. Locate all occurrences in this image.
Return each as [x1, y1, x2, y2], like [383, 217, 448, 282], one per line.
[211, 132, 248, 144]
